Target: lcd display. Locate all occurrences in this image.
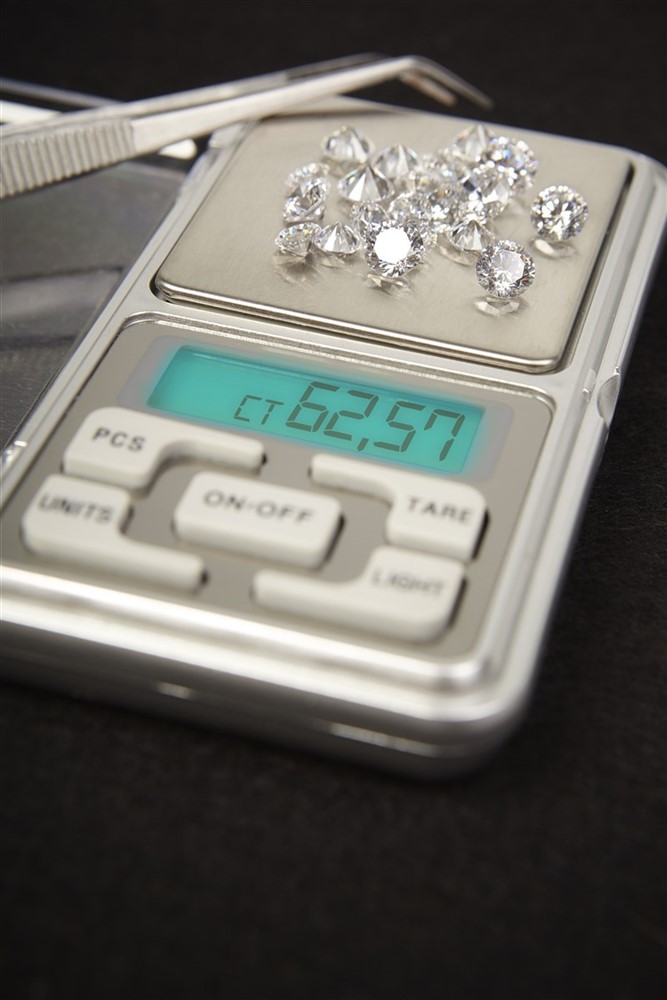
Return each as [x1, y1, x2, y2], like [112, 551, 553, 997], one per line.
[148, 348, 484, 474]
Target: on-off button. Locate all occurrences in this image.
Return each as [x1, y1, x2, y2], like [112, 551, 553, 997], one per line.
[174, 471, 341, 568]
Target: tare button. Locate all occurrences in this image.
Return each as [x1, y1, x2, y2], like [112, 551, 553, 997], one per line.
[254, 547, 464, 642]
[174, 472, 341, 568]
[63, 407, 264, 489]
[311, 455, 486, 561]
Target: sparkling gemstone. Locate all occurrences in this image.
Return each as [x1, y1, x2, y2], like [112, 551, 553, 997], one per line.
[447, 215, 493, 253]
[397, 170, 464, 233]
[400, 164, 458, 195]
[422, 180, 465, 232]
[372, 144, 419, 180]
[321, 126, 373, 171]
[283, 176, 329, 222]
[351, 202, 390, 239]
[483, 136, 538, 193]
[338, 164, 392, 203]
[275, 222, 321, 256]
[447, 124, 496, 165]
[420, 151, 464, 179]
[387, 193, 436, 245]
[475, 297, 522, 317]
[426, 152, 469, 183]
[365, 225, 425, 278]
[313, 222, 361, 255]
[530, 185, 588, 241]
[285, 162, 329, 189]
[460, 161, 513, 220]
[476, 240, 535, 298]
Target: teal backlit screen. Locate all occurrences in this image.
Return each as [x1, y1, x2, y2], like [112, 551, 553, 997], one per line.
[149, 348, 484, 475]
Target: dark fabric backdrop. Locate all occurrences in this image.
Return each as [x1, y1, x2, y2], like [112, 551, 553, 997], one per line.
[1, 2, 666, 999]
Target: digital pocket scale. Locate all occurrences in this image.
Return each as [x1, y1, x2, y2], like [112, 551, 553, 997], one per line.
[1, 98, 665, 775]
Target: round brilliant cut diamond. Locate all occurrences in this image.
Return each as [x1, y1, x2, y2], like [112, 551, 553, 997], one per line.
[460, 162, 514, 220]
[447, 215, 493, 253]
[351, 202, 390, 239]
[422, 180, 465, 232]
[275, 223, 322, 257]
[285, 162, 329, 189]
[483, 136, 538, 193]
[338, 164, 392, 203]
[283, 176, 329, 223]
[530, 185, 588, 241]
[314, 223, 361, 256]
[398, 170, 464, 234]
[372, 144, 420, 180]
[447, 124, 496, 166]
[388, 194, 436, 245]
[365, 224, 425, 278]
[321, 126, 373, 171]
[420, 152, 463, 179]
[476, 240, 535, 298]
[400, 164, 457, 195]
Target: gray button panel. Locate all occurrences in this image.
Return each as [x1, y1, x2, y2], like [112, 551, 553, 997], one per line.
[0, 322, 552, 659]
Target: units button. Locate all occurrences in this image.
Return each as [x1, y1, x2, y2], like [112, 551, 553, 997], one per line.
[21, 474, 204, 590]
[174, 472, 341, 568]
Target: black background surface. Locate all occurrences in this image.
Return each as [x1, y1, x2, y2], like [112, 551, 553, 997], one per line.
[1, 2, 666, 999]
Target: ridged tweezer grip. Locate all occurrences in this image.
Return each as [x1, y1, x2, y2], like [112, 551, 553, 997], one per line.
[0, 119, 135, 198]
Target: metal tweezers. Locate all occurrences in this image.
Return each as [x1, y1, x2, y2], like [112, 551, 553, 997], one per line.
[0, 54, 491, 199]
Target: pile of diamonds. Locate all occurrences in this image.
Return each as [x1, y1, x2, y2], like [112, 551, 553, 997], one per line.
[275, 123, 541, 289]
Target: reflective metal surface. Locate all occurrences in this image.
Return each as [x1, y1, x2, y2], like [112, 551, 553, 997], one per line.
[157, 104, 630, 372]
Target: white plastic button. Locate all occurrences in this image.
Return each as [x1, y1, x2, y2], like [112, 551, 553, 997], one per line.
[311, 454, 486, 561]
[22, 474, 203, 590]
[63, 407, 264, 489]
[254, 546, 464, 642]
[174, 472, 341, 568]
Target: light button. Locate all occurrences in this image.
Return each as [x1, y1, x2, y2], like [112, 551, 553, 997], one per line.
[254, 546, 464, 642]
[63, 407, 264, 489]
[311, 455, 486, 561]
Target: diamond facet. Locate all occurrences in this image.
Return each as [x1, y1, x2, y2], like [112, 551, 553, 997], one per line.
[476, 240, 535, 298]
[420, 151, 464, 179]
[388, 193, 436, 245]
[422, 180, 465, 232]
[338, 164, 392, 203]
[447, 124, 496, 166]
[284, 176, 329, 222]
[400, 164, 457, 195]
[483, 136, 538, 193]
[365, 225, 425, 278]
[373, 144, 419, 180]
[313, 222, 361, 256]
[321, 126, 373, 171]
[275, 222, 322, 256]
[398, 170, 464, 236]
[286, 162, 329, 189]
[447, 215, 493, 253]
[530, 185, 588, 241]
[351, 202, 390, 239]
[460, 161, 513, 220]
